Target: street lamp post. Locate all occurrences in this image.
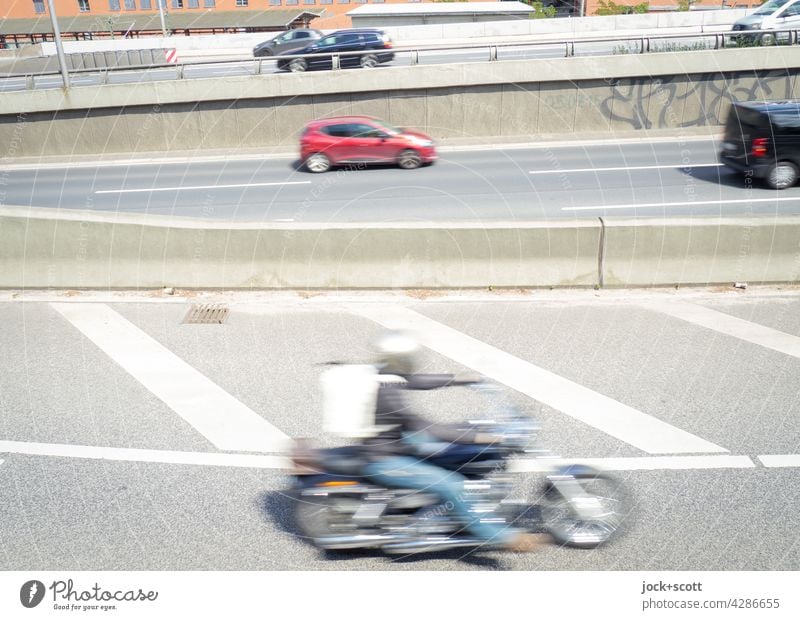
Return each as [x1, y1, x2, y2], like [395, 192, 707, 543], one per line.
[45, 0, 70, 88]
[158, 0, 168, 37]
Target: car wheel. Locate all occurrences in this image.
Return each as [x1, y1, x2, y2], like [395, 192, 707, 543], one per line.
[760, 32, 776, 46]
[289, 58, 308, 73]
[360, 54, 379, 69]
[766, 161, 798, 190]
[305, 153, 331, 173]
[397, 149, 422, 170]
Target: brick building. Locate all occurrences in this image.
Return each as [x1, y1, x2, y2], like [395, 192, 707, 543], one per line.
[1, 0, 762, 35]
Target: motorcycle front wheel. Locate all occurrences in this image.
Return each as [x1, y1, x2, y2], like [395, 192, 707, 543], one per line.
[539, 465, 626, 549]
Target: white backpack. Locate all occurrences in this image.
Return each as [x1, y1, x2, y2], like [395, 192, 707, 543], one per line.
[321, 365, 405, 439]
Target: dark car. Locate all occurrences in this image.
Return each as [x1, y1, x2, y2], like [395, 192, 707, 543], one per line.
[253, 29, 322, 57]
[299, 116, 437, 173]
[276, 29, 394, 73]
[719, 100, 800, 189]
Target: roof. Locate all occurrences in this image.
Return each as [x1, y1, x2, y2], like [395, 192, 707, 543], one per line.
[347, 1, 534, 17]
[0, 10, 321, 36]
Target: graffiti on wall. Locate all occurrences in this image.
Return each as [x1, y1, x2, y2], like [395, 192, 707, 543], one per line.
[601, 70, 798, 130]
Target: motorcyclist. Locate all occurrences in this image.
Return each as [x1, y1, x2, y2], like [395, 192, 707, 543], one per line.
[361, 329, 547, 552]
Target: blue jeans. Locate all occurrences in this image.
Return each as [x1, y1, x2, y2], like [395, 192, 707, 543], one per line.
[363, 455, 515, 544]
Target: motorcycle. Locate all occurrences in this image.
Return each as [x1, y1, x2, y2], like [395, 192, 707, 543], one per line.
[289, 381, 626, 554]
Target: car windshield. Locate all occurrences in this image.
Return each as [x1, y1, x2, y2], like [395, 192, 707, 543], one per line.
[754, 0, 792, 15]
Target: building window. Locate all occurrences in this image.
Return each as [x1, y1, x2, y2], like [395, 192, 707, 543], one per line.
[203, 0, 215, 7]
[140, 0, 151, 9]
[303, 0, 315, 4]
[370, 0, 384, 3]
[338, 0, 349, 4]
[109, 0, 120, 9]
[320, 0, 332, 4]
[33, 0, 46, 13]
[285, 0, 297, 5]
[235, 0, 248, 6]
[123, 0, 135, 9]
[354, 0, 367, 4]
[78, 0, 91, 11]
[269, 0, 281, 5]
[187, 0, 199, 7]
[172, 0, 183, 7]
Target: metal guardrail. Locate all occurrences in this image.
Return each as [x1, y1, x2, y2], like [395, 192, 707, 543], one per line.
[2, 28, 799, 91]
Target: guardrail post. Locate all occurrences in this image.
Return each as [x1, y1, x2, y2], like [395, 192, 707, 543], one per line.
[101, 69, 109, 85]
[411, 50, 419, 66]
[640, 37, 646, 54]
[255, 59, 261, 75]
[25, 74, 34, 90]
[332, 54, 340, 70]
[177, 63, 184, 80]
[489, 46, 497, 61]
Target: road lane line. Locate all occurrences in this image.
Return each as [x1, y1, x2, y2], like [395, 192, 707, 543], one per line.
[1, 440, 777, 471]
[348, 304, 727, 455]
[529, 163, 723, 175]
[759, 455, 800, 467]
[95, 181, 310, 194]
[0, 440, 290, 469]
[641, 301, 800, 359]
[510, 455, 755, 472]
[50, 303, 289, 453]
[562, 196, 800, 211]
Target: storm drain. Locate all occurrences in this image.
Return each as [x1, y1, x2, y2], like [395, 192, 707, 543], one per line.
[182, 303, 230, 324]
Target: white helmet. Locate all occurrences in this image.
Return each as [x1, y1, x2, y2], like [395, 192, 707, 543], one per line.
[371, 329, 420, 375]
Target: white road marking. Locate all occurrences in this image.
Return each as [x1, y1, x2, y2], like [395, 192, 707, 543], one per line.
[509, 455, 755, 473]
[562, 196, 800, 211]
[2, 440, 784, 472]
[95, 181, 310, 194]
[348, 304, 727, 455]
[759, 455, 800, 467]
[642, 301, 800, 359]
[529, 163, 723, 175]
[50, 303, 289, 453]
[0, 440, 290, 469]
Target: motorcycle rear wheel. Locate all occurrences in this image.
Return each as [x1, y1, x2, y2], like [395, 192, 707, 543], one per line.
[539, 466, 626, 549]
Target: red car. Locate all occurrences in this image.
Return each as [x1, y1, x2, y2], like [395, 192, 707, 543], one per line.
[299, 116, 437, 173]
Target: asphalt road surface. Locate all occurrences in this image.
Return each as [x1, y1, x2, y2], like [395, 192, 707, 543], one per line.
[1, 288, 799, 571]
[3, 137, 799, 221]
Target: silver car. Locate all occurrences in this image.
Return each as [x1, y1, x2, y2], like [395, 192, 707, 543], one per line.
[732, 0, 800, 45]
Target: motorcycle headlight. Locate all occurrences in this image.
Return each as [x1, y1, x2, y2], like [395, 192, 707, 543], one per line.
[407, 136, 434, 148]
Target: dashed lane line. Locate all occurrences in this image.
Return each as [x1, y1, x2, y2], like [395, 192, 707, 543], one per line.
[51, 303, 289, 453]
[95, 181, 310, 194]
[758, 455, 800, 467]
[347, 304, 727, 455]
[529, 163, 723, 175]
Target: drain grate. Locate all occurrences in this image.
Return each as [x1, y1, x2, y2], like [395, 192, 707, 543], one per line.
[182, 303, 230, 325]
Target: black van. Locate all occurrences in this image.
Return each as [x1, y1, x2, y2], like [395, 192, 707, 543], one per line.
[719, 100, 800, 189]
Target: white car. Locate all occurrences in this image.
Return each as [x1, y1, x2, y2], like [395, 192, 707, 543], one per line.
[732, 0, 800, 45]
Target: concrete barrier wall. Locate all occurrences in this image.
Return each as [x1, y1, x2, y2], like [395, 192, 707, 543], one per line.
[2, 48, 799, 158]
[0, 208, 601, 289]
[2, 208, 798, 289]
[35, 10, 751, 55]
[601, 216, 800, 287]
